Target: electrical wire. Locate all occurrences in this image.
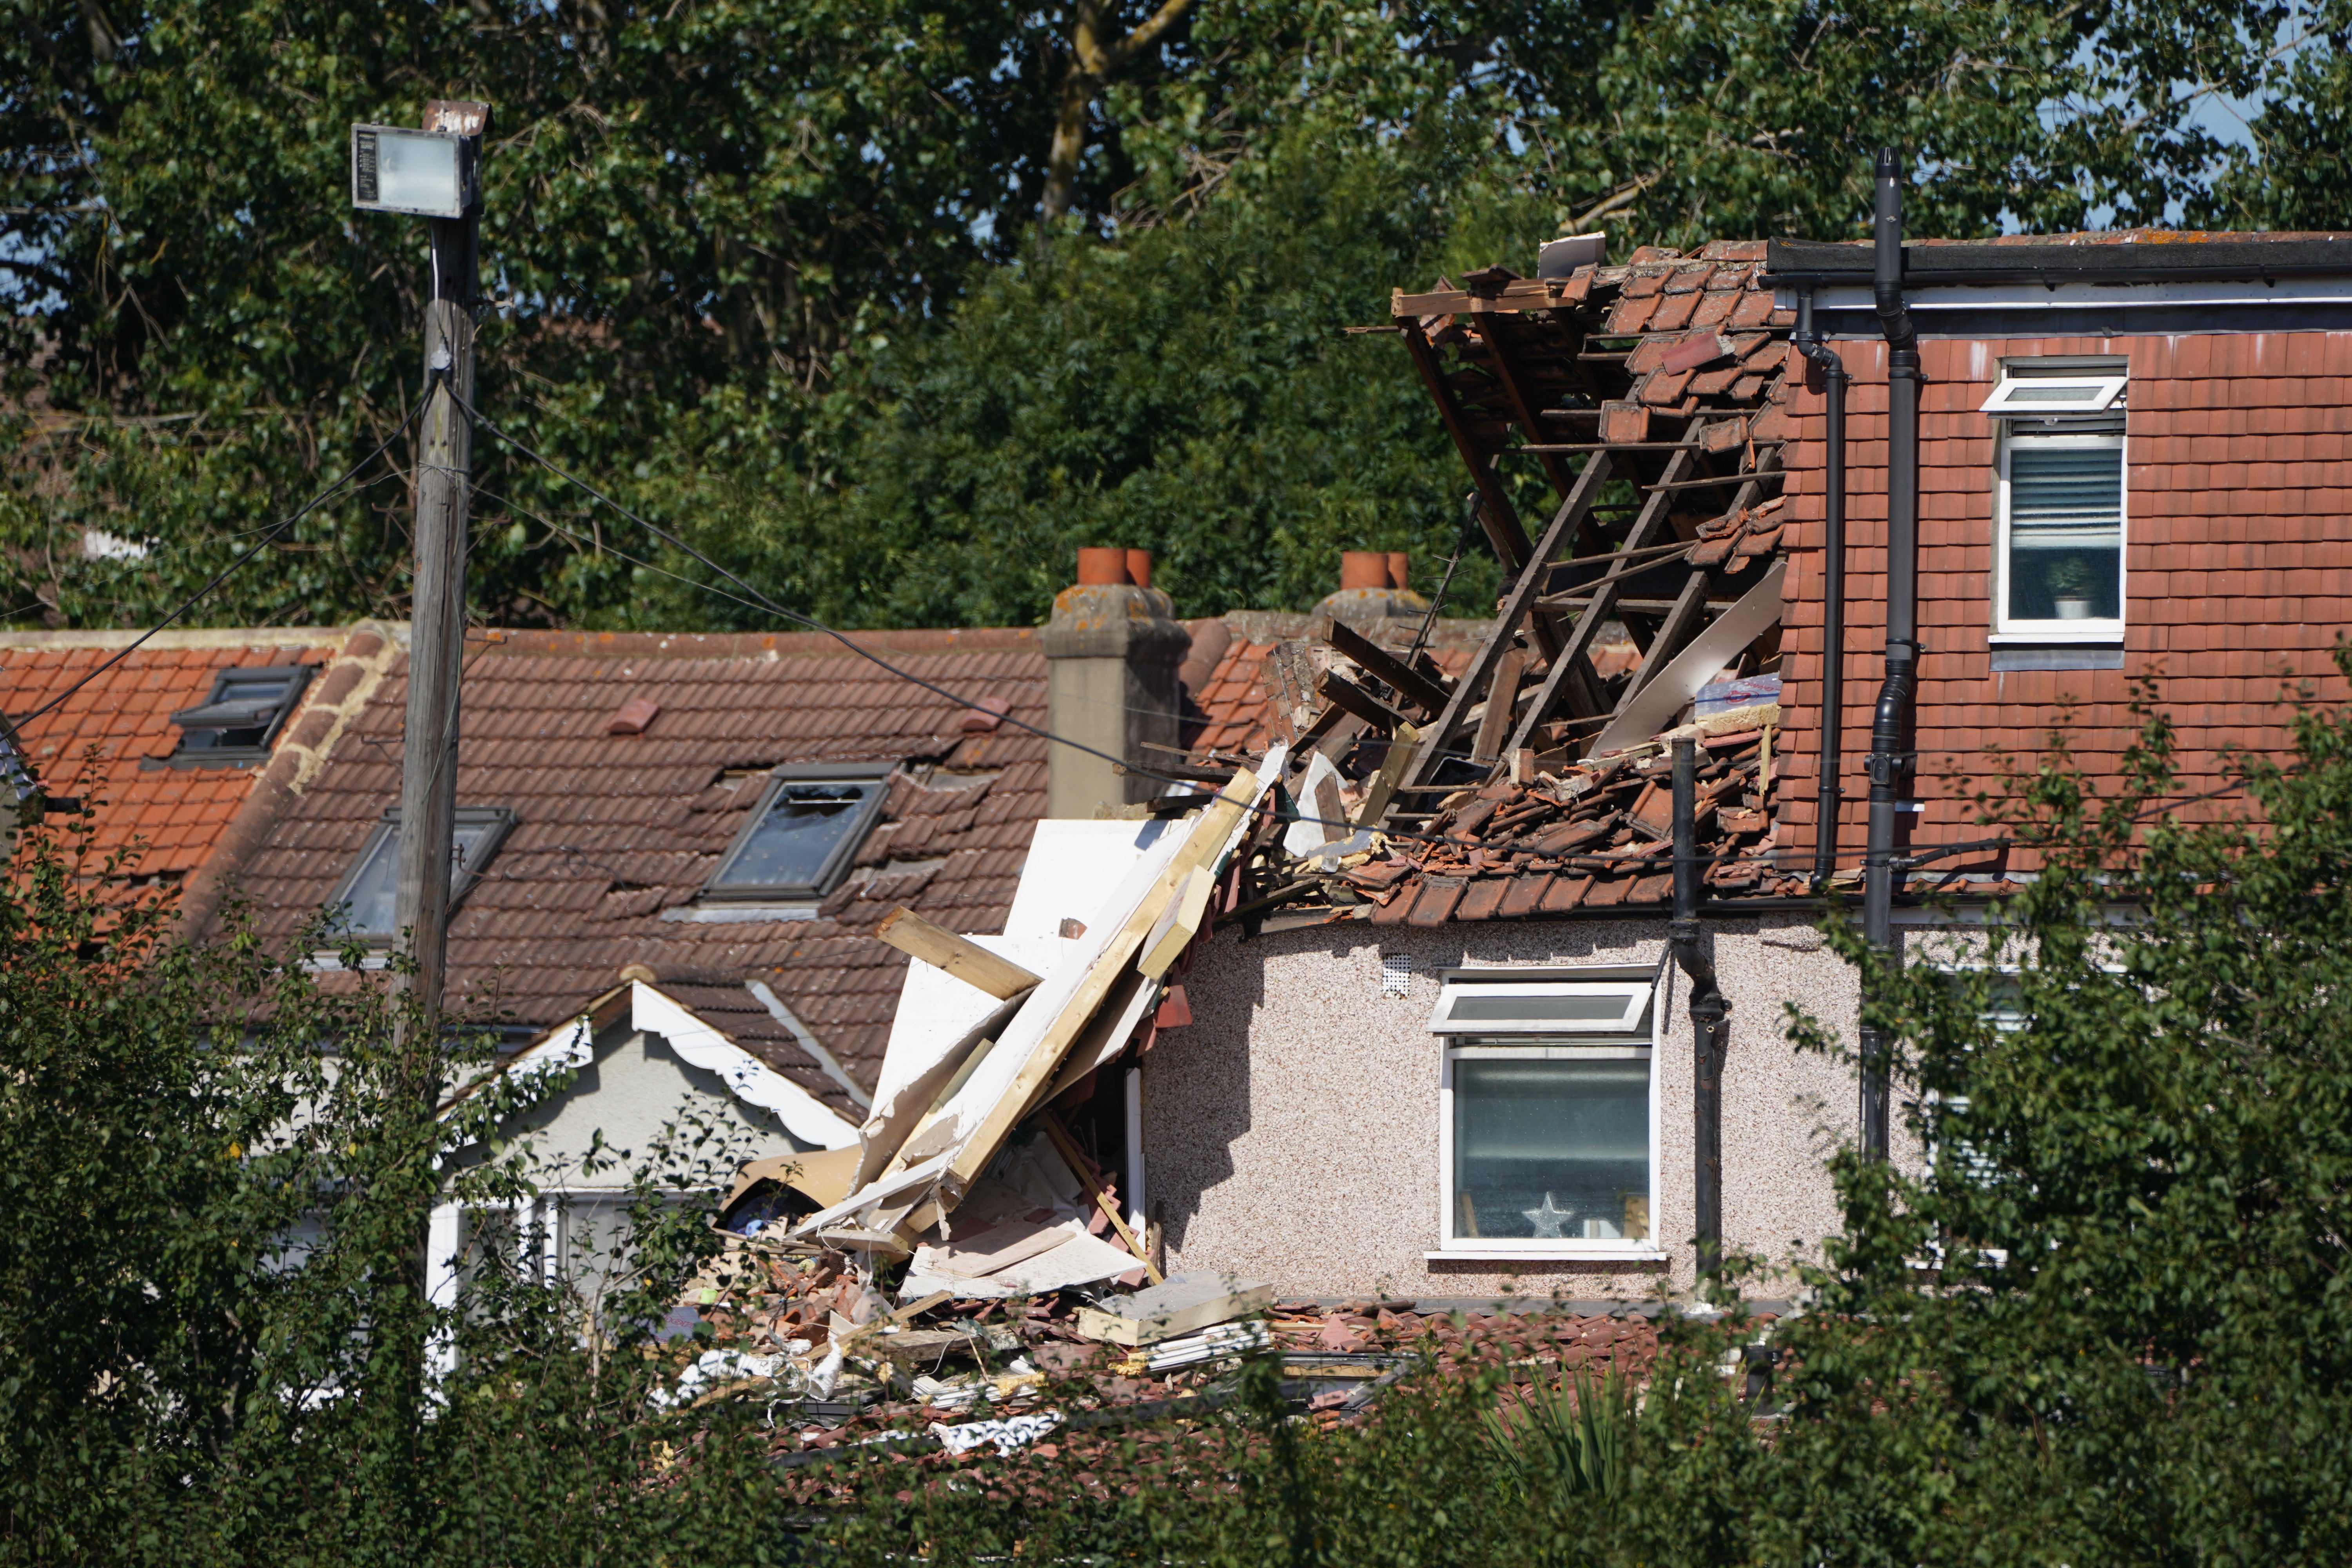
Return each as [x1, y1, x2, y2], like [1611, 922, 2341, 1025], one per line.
[461, 406, 1840, 880]
[457, 403, 1325, 806]
[460, 467, 1517, 852]
[472, 481, 1505, 782]
[7, 399, 430, 735]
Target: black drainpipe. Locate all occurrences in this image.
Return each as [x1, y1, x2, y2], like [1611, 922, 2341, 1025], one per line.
[1792, 292, 1849, 887]
[1670, 735, 1727, 1279]
[1860, 148, 1921, 1162]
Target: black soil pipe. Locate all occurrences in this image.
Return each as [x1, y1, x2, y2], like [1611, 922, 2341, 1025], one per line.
[1670, 736, 1728, 1278]
[1793, 293, 1849, 887]
[1860, 147, 1921, 1163]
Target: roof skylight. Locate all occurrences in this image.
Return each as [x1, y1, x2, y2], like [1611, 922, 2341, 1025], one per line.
[327, 806, 517, 938]
[702, 764, 893, 902]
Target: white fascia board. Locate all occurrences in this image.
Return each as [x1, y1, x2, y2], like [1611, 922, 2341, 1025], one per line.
[631, 983, 860, 1149]
[435, 1002, 602, 1123]
[1802, 278, 2352, 312]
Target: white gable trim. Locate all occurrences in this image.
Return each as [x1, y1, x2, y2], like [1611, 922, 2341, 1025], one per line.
[629, 982, 860, 1149]
[744, 979, 873, 1112]
[450, 982, 859, 1151]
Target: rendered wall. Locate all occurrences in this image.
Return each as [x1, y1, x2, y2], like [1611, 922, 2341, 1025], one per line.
[1144, 915, 1888, 1302]
[460, 1024, 809, 1188]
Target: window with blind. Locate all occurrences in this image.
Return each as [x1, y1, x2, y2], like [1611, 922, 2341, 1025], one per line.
[1989, 360, 2127, 637]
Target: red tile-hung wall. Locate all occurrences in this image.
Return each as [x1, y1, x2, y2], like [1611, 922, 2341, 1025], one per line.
[1774, 332, 2352, 876]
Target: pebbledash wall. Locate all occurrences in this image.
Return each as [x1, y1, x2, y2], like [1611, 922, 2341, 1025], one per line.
[1143, 917, 1892, 1302]
[1773, 330, 2352, 873]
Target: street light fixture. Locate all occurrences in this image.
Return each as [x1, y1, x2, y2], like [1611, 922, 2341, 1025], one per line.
[350, 124, 477, 218]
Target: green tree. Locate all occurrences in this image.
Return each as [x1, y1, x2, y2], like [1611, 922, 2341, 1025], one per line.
[1, 0, 2307, 634]
[0, 777, 786, 1564]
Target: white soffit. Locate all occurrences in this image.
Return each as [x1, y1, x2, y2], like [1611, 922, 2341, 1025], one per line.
[632, 982, 861, 1150]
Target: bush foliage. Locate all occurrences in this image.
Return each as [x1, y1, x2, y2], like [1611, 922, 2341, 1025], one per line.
[10, 658, 2352, 1562]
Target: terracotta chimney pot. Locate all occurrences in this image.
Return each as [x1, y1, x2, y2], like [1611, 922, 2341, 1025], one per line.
[1124, 548, 1153, 589]
[1385, 552, 1410, 591]
[1076, 546, 1130, 586]
[1339, 551, 1390, 591]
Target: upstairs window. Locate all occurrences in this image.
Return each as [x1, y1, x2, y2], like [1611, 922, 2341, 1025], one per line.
[702, 764, 892, 902]
[327, 806, 517, 939]
[163, 665, 314, 767]
[1987, 360, 2127, 638]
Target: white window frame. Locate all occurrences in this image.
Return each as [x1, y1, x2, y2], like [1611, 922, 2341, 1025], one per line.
[1988, 359, 2128, 645]
[1428, 969, 1665, 1263]
[1978, 374, 2125, 417]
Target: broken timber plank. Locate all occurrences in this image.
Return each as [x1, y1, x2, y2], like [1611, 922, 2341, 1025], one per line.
[1042, 1112, 1162, 1284]
[876, 907, 1043, 1000]
[1502, 428, 1708, 760]
[1354, 720, 1420, 827]
[1140, 865, 1216, 978]
[1324, 617, 1450, 715]
[1471, 310, 1587, 513]
[1397, 319, 1535, 570]
[1470, 648, 1528, 764]
[1399, 451, 1614, 790]
[942, 765, 1269, 1191]
[1317, 668, 1409, 733]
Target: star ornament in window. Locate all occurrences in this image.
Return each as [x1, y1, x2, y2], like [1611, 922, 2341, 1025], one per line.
[1523, 1193, 1573, 1238]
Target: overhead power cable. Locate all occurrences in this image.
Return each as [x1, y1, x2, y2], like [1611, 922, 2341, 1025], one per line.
[461, 402, 1816, 871]
[8, 399, 431, 735]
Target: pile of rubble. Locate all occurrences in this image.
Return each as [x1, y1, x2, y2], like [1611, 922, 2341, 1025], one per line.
[661, 1231, 1693, 1486]
[1225, 708, 1802, 930]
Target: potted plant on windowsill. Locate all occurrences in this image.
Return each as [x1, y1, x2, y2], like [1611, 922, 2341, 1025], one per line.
[2047, 556, 2095, 620]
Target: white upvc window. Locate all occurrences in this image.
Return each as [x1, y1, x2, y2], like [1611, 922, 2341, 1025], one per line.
[1429, 971, 1663, 1261]
[1988, 359, 2128, 641]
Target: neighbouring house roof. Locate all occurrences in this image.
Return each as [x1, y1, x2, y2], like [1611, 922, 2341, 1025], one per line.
[233, 628, 1053, 1122]
[0, 626, 383, 921]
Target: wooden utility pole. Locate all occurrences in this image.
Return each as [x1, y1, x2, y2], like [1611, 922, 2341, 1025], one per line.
[392, 100, 488, 1049]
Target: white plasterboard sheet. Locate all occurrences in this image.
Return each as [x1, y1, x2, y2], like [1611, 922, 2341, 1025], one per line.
[873, 932, 1075, 1114]
[899, 1229, 1142, 1300]
[1588, 560, 1786, 759]
[921, 828, 1190, 1149]
[1002, 819, 1176, 941]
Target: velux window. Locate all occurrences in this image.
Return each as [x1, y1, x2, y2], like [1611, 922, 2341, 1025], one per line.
[702, 764, 892, 902]
[1986, 359, 2127, 637]
[1432, 970, 1659, 1256]
[163, 665, 314, 767]
[326, 806, 516, 939]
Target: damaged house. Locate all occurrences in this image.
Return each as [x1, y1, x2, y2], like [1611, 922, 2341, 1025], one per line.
[812, 207, 2352, 1314]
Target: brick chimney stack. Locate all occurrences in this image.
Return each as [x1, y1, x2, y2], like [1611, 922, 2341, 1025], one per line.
[1312, 551, 1428, 638]
[1042, 548, 1191, 817]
